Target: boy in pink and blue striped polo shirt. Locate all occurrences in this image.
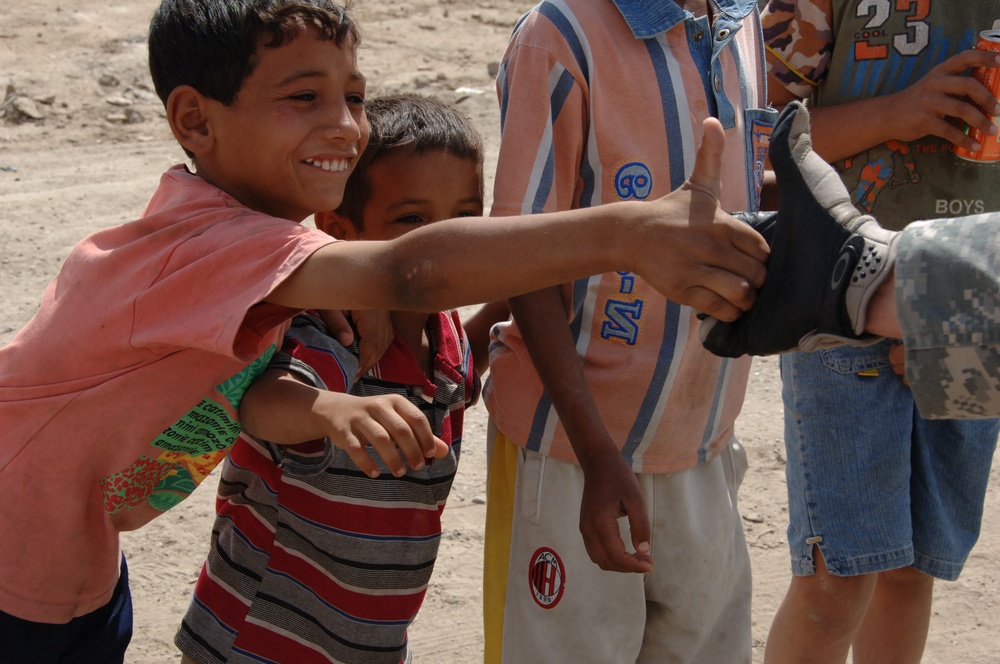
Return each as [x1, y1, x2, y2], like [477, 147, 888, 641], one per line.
[483, 1, 776, 661]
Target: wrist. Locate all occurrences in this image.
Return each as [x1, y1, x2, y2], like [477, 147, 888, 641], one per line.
[573, 436, 624, 474]
[610, 200, 654, 275]
[863, 272, 901, 338]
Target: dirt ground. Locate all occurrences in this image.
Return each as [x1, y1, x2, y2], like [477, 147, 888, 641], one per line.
[1, 1, 998, 662]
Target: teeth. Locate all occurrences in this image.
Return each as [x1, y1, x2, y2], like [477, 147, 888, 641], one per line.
[305, 158, 349, 172]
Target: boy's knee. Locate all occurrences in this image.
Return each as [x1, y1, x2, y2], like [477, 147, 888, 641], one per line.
[791, 550, 878, 625]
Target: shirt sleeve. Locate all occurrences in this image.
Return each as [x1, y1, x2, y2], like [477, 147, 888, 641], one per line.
[131, 214, 335, 361]
[258, 312, 358, 474]
[895, 216, 1000, 419]
[492, 20, 589, 218]
[761, 0, 834, 99]
[270, 312, 358, 394]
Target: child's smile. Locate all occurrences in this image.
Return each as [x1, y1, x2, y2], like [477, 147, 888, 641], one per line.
[303, 157, 352, 173]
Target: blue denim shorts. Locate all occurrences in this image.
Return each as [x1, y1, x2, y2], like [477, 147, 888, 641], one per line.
[780, 340, 1000, 580]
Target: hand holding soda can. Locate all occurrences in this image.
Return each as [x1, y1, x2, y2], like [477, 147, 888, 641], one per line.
[956, 30, 1000, 162]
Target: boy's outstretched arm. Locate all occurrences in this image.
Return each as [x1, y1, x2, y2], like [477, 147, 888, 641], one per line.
[240, 369, 449, 478]
[265, 118, 768, 318]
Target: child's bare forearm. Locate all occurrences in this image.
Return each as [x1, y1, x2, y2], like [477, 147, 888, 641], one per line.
[781, 49, 1000, 163]
[239, 370, 335, 444]
[272, 199, 765, 315]
[767, 74, 899, 163]
[509, 287, 653, 574]
[270, 203, 638, 313]
[798, 99, 900, 162]
[266, 119, 767, 319]
[509, 287, 622, 476]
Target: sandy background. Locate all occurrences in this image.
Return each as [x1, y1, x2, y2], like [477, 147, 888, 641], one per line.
[1, 1, 998, 662]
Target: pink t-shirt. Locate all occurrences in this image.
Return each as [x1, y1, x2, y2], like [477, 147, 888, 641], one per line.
[0, 165, 334, 622]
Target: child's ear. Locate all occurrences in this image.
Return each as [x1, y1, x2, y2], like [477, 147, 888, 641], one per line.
[166, 85, 214, 156]
[314, 211, 356, 239]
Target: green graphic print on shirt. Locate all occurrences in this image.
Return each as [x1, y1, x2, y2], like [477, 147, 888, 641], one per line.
[100, 345, 277, 514]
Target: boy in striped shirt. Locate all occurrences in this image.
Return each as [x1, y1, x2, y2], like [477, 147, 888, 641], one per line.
[176, 94, 499, 664]
[482, 1, 776, 661]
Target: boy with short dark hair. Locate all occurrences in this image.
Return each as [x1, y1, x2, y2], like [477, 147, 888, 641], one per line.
[0, 0, 768, 659]
[176, 93, 494, 664]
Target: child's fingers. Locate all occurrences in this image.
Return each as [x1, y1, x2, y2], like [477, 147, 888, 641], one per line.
[340, 435, 380, 478]
[431, 437, 450, 459]
[367, 433, 448, 476]
[943, 49, 1000, 74]
[352, 309, 394, 379]
[332, 395, 448, 477]
[623, 496, 652, 569]
[889, 342, 908, 385]
[577, 458, 653, 574]
[357, 416, 423, 476]
[392, 401, 450, 459]
[685, 285, 749, 323]
[358, 396, 448, 475]
[365, 435, 413, 477]
[354, 343, 381, 379]
[728, 216, 771, 267]
[585, 518, 653, 574]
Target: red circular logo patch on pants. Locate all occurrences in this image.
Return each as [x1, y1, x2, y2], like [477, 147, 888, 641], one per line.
[528, 547, 565, 609]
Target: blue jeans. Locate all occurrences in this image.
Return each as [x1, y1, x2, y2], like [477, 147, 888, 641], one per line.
[0, 555, 132, 663]
[781, 340, 999, 580]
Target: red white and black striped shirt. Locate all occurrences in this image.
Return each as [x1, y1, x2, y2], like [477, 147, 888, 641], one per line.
[176, 310, 478, 664]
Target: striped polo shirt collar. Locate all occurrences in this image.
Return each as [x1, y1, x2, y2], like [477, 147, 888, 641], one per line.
[611, 0, 758, 39]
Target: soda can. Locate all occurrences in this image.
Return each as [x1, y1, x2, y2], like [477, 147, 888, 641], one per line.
[956, 29, 1000, 162]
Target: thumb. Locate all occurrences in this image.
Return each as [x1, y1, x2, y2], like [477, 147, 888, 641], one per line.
[625, 496, 652, 562]
[686, 116, 725, 201]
